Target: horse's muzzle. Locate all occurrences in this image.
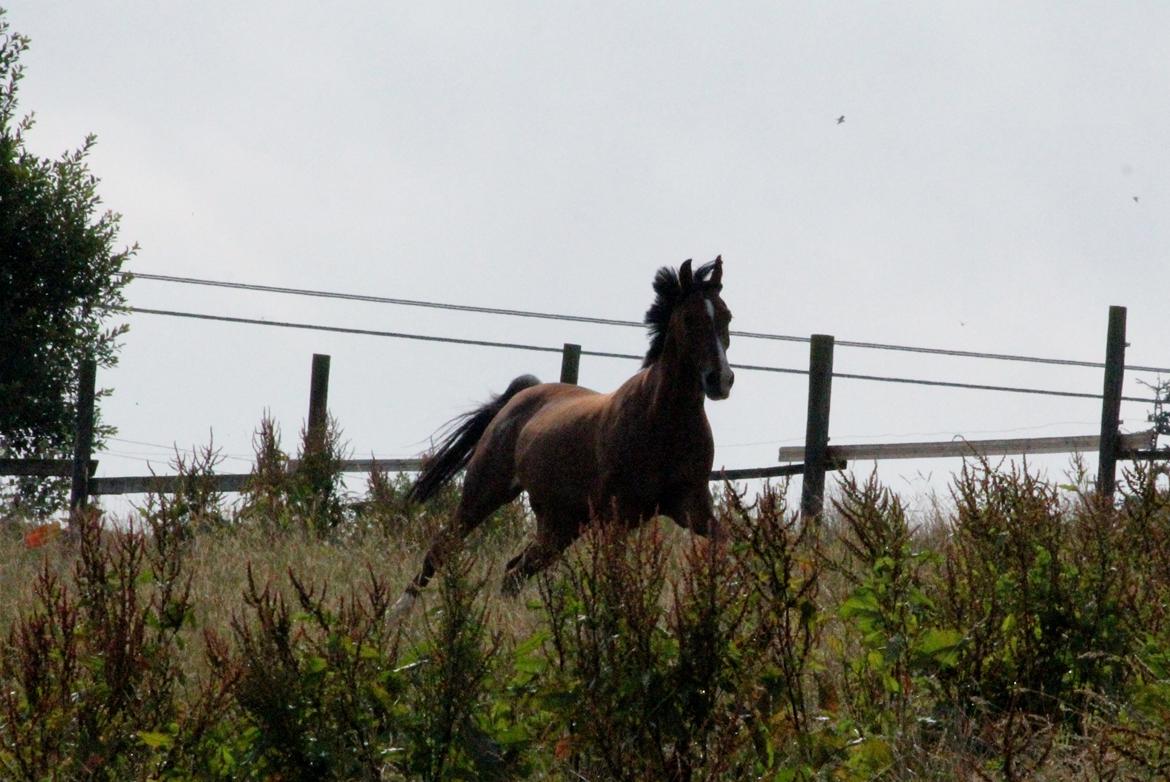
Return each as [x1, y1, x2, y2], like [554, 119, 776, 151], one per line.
[703, 368, 735, 400]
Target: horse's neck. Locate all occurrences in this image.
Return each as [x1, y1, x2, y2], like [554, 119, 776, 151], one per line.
[647, 360, 703, 416]
[635, 335, 706, 425]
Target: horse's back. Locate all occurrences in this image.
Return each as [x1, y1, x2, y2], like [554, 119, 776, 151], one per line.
[503, 383, 608, 505]
[474, 382, 601, 464]
[510, 382, 606, 450]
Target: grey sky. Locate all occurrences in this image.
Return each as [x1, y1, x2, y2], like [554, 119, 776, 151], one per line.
[7, 2, 1168, 514]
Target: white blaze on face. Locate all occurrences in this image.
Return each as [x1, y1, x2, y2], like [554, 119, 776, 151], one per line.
[705, 299, 734, 398]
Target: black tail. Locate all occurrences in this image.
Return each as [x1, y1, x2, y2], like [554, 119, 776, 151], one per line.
[408, 374, 541, 504]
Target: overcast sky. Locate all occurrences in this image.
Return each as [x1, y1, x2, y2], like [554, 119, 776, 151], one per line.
[6, 2, 1168, 517]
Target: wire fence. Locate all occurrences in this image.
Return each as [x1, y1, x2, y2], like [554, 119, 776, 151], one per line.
[11, 273, 1166, 503]
[119, 271, 1170, 373]
[128, 306, 1159, 404]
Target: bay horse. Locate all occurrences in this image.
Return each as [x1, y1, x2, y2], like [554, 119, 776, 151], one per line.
[395, 256, 734, 611]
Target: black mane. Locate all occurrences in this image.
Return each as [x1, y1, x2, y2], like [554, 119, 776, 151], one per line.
[642, 258, 721, 367]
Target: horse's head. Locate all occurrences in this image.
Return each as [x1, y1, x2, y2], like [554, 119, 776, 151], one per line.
[643, 256, 735, 401]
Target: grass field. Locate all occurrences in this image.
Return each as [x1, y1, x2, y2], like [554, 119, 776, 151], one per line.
[3, 444, 1170, 780]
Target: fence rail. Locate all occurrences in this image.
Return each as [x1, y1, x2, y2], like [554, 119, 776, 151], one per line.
[0, 459, 98, 478]
[85, 459, 813, 497]
[776, 431, 1157, 464]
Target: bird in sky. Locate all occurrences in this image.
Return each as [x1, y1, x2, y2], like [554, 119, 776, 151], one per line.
[1133, 196, 1140, 203]
[836, 115, 846, 124]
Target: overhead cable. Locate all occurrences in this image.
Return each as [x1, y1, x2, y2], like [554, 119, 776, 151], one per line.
[127, 306, 1157, 403]
[120, 271, 1170, 373]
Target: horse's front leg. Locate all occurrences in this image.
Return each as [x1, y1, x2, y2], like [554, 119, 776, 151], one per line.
[662, 483, 721, 538]
[501, 502, 586, 595]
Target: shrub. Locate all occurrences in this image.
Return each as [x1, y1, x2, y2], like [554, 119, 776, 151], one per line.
[4, 458, 1170, 778]
[940, 459, 1134, 720]
[211, 562, 402, 781]
[0, 509, 201, 780]
[722, 481, 823, 771]
[397, 547, 518, 781]
[824, 472, 961, 777]
[136, 441, 231, 538]
[237, 412, 351, 538]
[533, 516, 778, 781]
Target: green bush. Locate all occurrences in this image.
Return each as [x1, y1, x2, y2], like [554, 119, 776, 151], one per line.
[237, 413, 350, 538]
[0, 510, 205, 780]
[207, 563, 403, 781]
[3, 457, 1170, 779]
[940, 460, 1135, 718]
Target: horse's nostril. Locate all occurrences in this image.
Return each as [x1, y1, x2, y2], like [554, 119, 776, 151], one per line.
[728, 372, 735, 387]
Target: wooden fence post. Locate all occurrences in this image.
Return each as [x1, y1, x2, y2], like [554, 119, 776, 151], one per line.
[69, 356, 97, 512]
[1097, 306, 1127, 499]
[307, 353, 331, 456]
[560, 343, 581, 385]
[801, 334, 835, 519]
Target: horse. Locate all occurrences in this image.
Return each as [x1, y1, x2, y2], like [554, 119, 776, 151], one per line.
[394, 256, 734, 611]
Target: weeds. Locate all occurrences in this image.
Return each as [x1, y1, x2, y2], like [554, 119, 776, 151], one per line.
[0, 509, 202, 780]
[723, 481, 822, 771]
[398, 547, 512, 780]
[136, 440, 230, 538]
[3, 450, 1170, 779]
[211, 561, 403, 780]
[237, 412, 350, 538]
[940, 459, 1136, 722]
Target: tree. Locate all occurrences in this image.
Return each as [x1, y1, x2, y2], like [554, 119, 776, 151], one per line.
[0, 9, 135, 516]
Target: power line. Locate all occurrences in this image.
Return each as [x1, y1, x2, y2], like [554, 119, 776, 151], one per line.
[119, 271, 1170, 373]
[129, 306, 566, 355]
[107, 436, 255, 463]
[121, 272, 642, 328]
[127, 306, 1157, 403]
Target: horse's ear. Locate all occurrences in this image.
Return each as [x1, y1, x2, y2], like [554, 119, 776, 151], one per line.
[709, 255, 723, 288]
[678, 259, 694, 292]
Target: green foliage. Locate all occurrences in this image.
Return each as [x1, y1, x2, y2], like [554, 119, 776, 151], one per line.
[355, 459, 462, 545]
[193, 541, 513, 781]
[3, 459, 1170, 779]
[0, 10, 136, 515]
[236, 412, 351, 537]
[522, 491, 830, 781]
[397, 548, 517, 781]
[939, 460, 1135, 720]
[208, 563, 403, 781]
[831, 474, 960, 734]
[136, 441, 232, 538]
[0, 509, 211, 780]
[723, 482, 820, 765]
[533, 521, 754, 781]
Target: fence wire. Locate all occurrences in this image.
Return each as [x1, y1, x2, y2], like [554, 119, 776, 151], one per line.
[120, 272, 1170, 374]
[127, 307, 1158, 404]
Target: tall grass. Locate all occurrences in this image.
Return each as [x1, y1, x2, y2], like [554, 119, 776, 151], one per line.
[3, 425, 1170, 779]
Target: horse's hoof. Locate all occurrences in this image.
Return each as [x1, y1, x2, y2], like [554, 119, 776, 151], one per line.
[389, 591, 417, 620]
[501, 574, 522, 598]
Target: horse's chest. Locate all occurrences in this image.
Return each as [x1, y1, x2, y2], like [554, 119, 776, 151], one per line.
[601, 432, 709, 501]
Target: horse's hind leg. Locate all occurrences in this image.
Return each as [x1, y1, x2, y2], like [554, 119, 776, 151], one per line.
[400, 449, 520, 602]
